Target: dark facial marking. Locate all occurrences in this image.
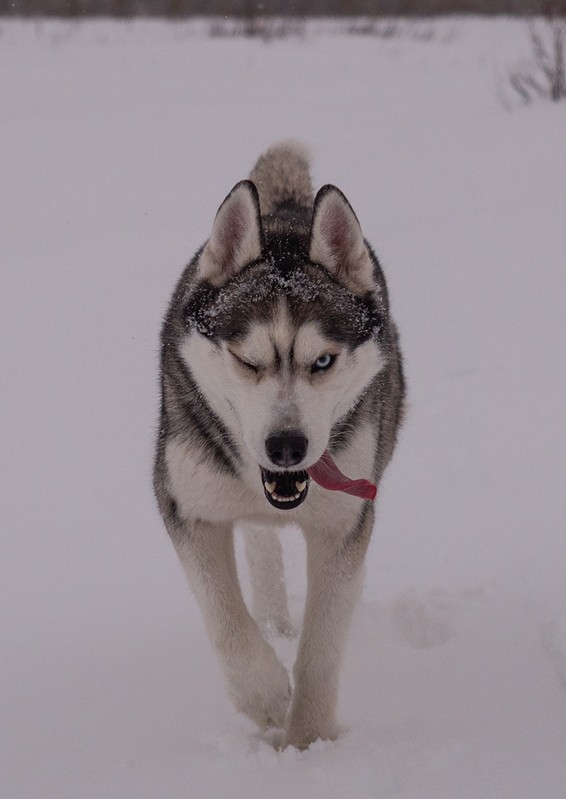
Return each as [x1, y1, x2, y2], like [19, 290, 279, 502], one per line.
[184, 258, 381, 349]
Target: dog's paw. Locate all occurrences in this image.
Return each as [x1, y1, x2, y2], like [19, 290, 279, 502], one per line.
[226, 642, 291, 730]
[280, 722, 338, 751]
[281, 704, 338, 751]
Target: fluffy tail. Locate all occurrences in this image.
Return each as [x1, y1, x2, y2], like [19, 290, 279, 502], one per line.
[249, 141, 314, 215]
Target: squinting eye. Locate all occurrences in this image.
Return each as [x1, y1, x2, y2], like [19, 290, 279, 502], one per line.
[312, 354, 336, 373]
[229, 350, 259, 373]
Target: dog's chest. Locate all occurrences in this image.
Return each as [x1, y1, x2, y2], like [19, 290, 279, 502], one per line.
[164, 434, 372, 532]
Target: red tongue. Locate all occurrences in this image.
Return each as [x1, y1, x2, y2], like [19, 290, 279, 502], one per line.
[307, 450, 377, 501]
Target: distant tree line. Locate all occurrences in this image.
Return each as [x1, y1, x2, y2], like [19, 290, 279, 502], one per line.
[2, 0, 565, 15]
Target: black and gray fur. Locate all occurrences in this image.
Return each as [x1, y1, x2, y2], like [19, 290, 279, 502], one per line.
[154, 142, 404, 750]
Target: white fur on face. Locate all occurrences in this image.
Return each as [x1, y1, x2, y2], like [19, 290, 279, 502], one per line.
[180, 299, 385, 470]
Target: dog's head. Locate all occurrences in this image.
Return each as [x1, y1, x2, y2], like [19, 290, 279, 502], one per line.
[180, 181, 386, 509]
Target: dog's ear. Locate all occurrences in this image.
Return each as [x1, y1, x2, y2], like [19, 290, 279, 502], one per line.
[198, 181, 263, 286]
[309, 185, 374, 295]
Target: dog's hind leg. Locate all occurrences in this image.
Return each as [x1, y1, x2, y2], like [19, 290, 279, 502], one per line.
[282, 504, 374, 750]
[242, 523, 294, 637]
[170, 518, 291, 729]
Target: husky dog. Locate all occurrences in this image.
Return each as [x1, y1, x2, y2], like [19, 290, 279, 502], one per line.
[154, 143, 404, 750]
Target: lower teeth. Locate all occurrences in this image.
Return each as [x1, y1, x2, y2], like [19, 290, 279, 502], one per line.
[263, 474, 307, 503]
[272, 493, 300, 502]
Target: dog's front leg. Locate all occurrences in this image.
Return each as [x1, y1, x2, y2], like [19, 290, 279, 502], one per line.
[282, 506, 374, 750]
[243, 523, 293, 637]
[170, 518, 291, 729]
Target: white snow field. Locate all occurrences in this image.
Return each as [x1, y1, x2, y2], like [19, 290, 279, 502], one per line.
[2, 17, 566, 798]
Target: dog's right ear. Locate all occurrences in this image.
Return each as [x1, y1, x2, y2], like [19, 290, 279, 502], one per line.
[198, 181, 263, 286]
[309, 185, 374, 295]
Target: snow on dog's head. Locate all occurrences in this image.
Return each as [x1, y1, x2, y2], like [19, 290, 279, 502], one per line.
[179, 181, 387, 501]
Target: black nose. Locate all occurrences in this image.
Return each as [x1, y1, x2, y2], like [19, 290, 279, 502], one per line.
[265, 432, 308, 468]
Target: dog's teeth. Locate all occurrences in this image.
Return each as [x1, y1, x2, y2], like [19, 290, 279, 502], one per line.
[264, 481, 276, 494]
[294, 493, 300, 500]
[296, 481, 307, 492]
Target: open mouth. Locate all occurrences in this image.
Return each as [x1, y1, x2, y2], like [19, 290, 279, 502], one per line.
[261, 467, 310, 510]
[260, 451, 377, 511]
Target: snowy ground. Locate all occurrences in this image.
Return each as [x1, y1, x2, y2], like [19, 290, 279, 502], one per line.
[2, 17, 566, 798]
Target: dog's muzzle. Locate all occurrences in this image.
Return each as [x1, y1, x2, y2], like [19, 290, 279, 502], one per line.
[260, 467, 310, 510]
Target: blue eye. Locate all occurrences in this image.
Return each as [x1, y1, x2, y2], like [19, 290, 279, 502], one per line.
[312, 354, 336, 372]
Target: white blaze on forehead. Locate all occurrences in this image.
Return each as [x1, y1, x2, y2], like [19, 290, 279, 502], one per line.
[230, 297, 295, 366]
[232, 298, 344, 370]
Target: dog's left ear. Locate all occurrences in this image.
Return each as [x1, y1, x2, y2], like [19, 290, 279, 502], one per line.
[309, 185, 374, 295]
[198, 180, 263, 286]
